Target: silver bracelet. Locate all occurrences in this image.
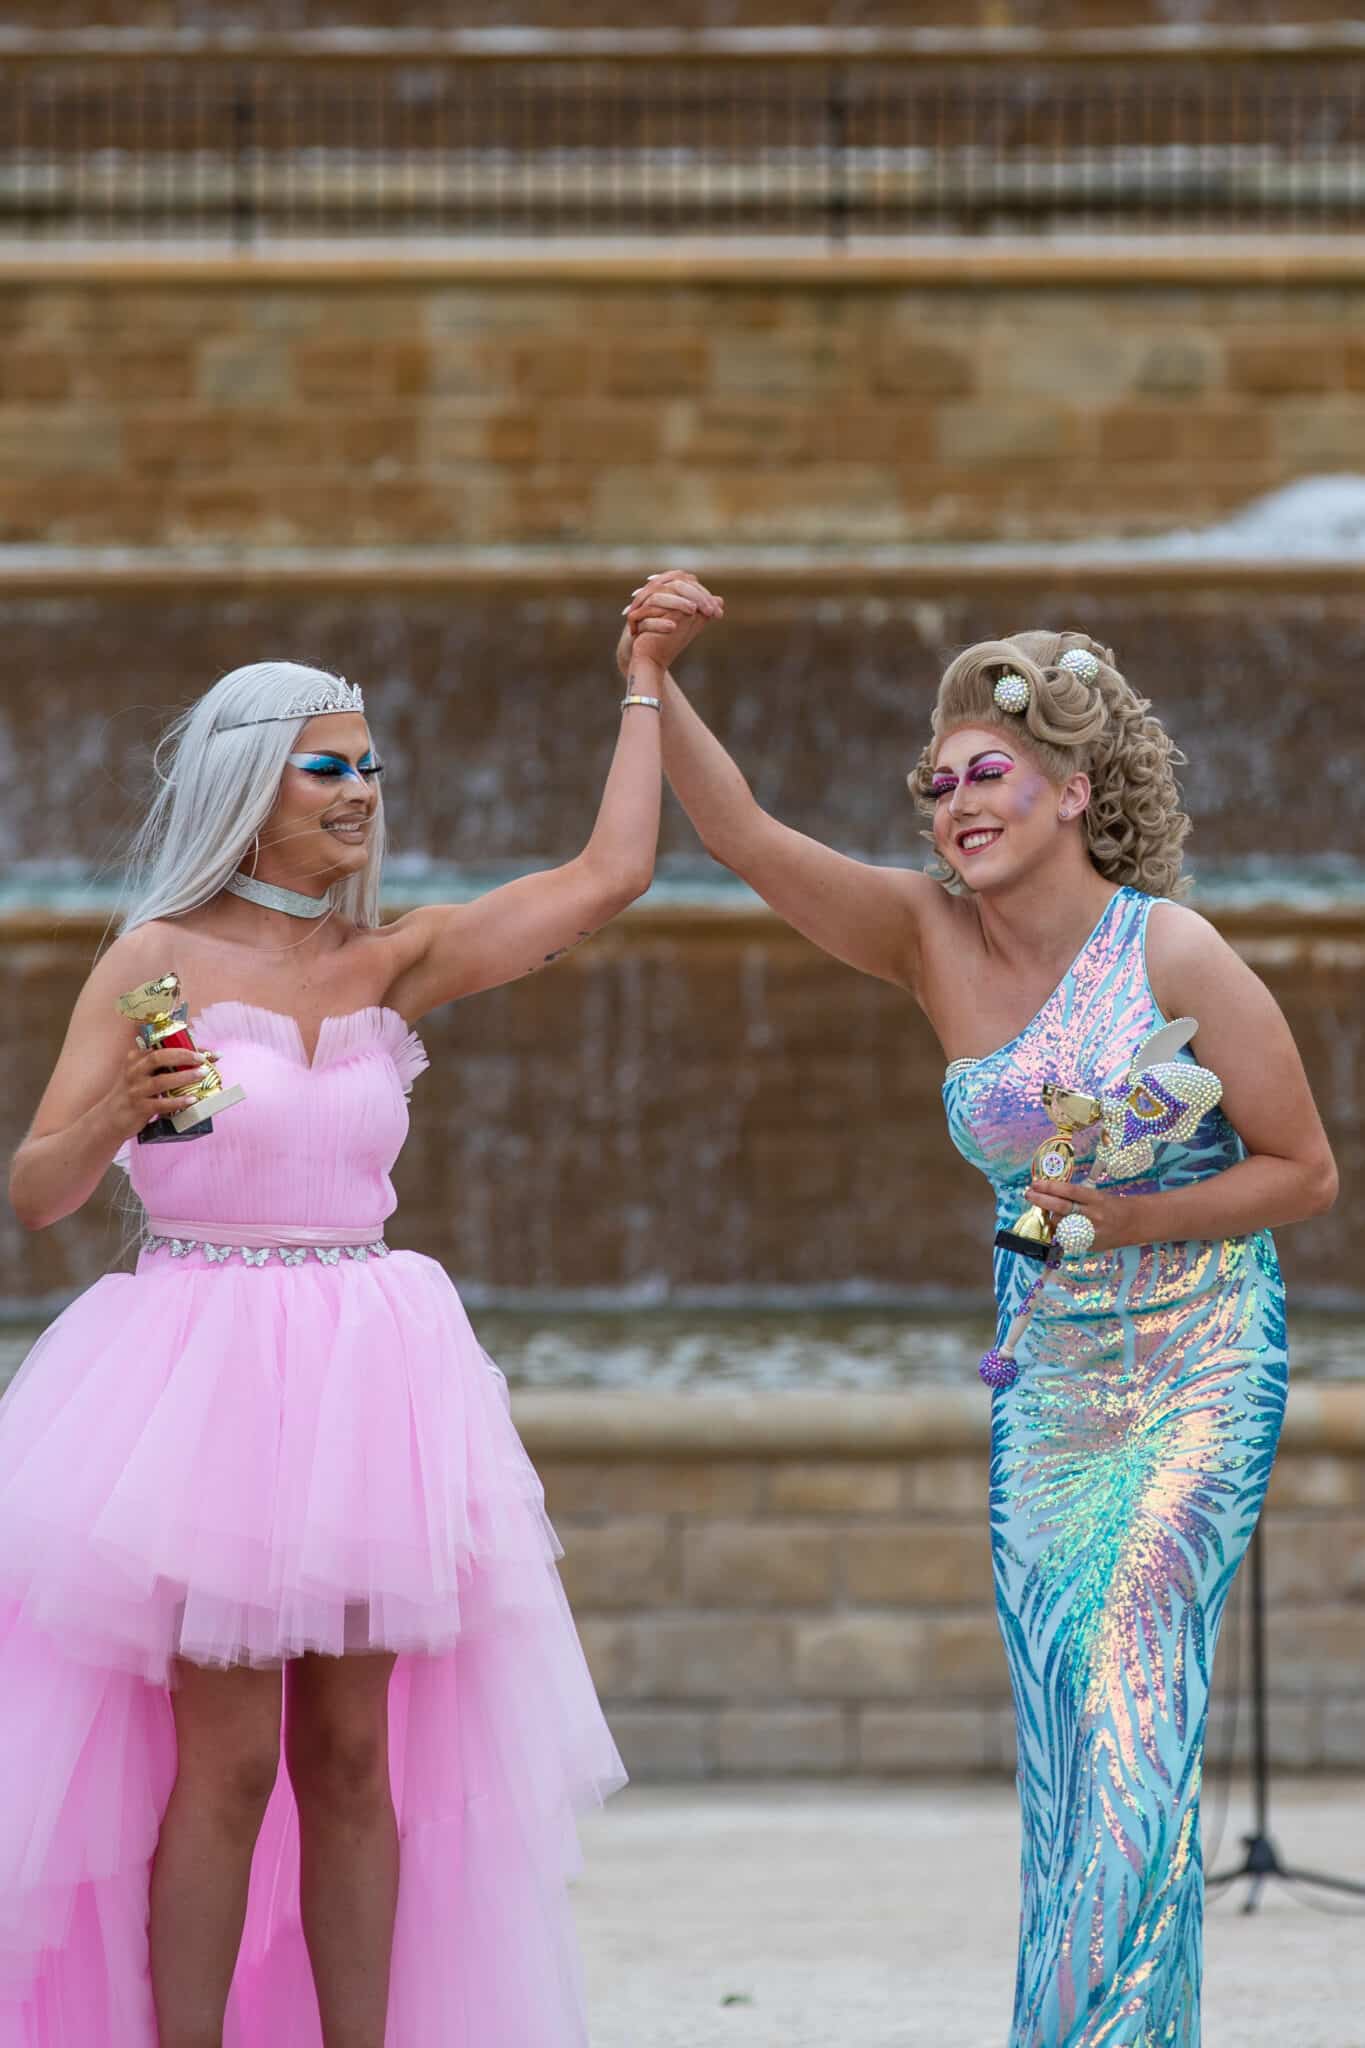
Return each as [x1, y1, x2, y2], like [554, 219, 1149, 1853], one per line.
[620, 693, 662, 712]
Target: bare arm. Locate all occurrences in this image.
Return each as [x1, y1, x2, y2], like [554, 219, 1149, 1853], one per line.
[9, 927, 208, 1231]
[1030, 901, 1338, 1246]
[619, 569, 935, 991]
[658, 670, 935, 992]
[384, 667, 665, 1021]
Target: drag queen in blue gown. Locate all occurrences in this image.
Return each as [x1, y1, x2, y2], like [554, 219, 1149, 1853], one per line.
[617, 583, 1338, 2047]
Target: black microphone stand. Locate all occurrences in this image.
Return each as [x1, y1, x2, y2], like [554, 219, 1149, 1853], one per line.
[1206, 1519, 1365, 1913]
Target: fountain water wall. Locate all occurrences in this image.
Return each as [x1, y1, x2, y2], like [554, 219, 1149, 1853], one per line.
[2, 568, 1359, 1313]
[2, 571, 1362, 871]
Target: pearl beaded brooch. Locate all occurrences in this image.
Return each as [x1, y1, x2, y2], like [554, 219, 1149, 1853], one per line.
[1054, 1211, 1096, 1258]
[978, 1348, 1020, 1390]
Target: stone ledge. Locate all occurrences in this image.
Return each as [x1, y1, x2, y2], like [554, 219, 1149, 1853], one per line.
[4, 238, 1365, 288]
[6, 26, 1364, 62]
[511, 1385, 1365, 1457]
[8, 903, 1361, 946]
[0, 545, 1362, 595]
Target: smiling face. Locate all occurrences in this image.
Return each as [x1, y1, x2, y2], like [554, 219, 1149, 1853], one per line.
[928, 723, 1090, 892]
[254, 712, 384, 890]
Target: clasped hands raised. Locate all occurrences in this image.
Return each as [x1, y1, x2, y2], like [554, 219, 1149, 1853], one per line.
[616, 570, 725, 679]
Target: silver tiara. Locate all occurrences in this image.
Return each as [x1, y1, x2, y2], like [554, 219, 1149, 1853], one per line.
[213, 680, 364, 732]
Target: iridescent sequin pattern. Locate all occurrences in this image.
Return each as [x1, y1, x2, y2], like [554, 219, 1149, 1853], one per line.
[943, 887, 1288, 2048]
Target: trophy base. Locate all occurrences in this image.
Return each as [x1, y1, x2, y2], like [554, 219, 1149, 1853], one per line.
[995, 1227, 1052, 1263]
[138, 1115, 213, 1146]
[170, 1083, 246, 1134]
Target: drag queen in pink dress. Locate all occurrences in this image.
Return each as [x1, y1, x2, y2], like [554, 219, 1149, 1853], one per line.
[1, 625, 714, 2045]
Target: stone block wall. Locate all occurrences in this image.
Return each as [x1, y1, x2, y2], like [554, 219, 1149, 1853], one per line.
[4, 259, 1365, 547]
[523, 1390, 1365, 1778]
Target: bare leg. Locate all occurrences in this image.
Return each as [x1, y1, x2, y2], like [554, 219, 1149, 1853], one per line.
[150, 1655, 283, 2048]
[285, 1649, 400, 2048]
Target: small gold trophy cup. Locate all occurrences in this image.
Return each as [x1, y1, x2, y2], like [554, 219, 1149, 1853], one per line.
[117, 972, 246, 1144]
[994, 1082, 1104, 1262]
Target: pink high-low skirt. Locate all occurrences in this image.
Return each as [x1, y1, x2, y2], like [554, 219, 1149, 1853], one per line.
[0, 1245, 625, 2046]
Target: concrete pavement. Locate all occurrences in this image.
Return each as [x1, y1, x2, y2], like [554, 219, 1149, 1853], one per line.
[576, 1780, 1365, 2048]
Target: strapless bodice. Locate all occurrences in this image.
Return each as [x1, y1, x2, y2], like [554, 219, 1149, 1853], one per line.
[120, 1002, 429, 1234]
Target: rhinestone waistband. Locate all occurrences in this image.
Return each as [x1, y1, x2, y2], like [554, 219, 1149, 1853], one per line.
[143, 1221, 389, 1268]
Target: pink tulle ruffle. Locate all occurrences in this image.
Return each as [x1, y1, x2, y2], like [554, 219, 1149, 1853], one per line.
[0, 1251, 624, 2045]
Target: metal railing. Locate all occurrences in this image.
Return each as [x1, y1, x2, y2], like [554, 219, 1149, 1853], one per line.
[0, 28, 1362, 244]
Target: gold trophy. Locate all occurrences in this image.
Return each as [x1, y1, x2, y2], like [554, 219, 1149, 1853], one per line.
[117, 972, 246, 1144]
[994, 1082, 1104, 1262]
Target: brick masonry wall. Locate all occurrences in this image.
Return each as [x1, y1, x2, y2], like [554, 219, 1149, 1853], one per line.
[4, 267, 1365, 547]
[523, 1393, 1365, 1778]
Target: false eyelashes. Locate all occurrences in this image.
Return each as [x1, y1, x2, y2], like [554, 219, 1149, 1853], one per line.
[287, 752, 385, 781]
[930, 761, 1012, 800]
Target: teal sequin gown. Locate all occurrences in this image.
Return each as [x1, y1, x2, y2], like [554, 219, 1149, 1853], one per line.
[943, 885, 1288, 2048]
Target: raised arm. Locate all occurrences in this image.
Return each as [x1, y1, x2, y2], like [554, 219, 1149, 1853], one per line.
[383, 637, 679, 1023]
[620, 572, 935, 993]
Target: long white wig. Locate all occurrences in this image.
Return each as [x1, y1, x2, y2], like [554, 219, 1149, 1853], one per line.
[116, 661, 387, 937]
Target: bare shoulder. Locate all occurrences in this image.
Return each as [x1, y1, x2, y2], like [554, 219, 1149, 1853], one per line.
[910, 877, 978, 956]
[76, 921, 180, 1014]
[854, 863, 957, 997]
[368, 906, 441, 972]
[910, 872, 970, 930]
[327, 908, 436, 1017]
[23, 923, 177, 1137]
[1144, 896, 1252, 1013]
[897, 866, 950, 914]
[898, 874, 976, 1009]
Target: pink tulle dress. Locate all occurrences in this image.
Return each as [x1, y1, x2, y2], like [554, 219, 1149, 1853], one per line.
[0, 1001, 626, 2047]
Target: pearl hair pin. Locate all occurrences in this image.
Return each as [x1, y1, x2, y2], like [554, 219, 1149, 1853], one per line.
[993, 672, 1031, 714]
[1058, 649, 1100, 682]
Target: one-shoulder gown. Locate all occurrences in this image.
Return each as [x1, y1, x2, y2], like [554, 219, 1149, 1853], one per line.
[0, 1002, 625, 2047]
[943, 887, 1288, 2048]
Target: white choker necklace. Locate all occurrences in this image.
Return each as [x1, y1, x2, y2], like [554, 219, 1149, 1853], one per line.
[224, 871, 332, 919]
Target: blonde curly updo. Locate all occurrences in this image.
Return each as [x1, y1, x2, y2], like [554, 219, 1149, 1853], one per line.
[908, 630, 1192, 898]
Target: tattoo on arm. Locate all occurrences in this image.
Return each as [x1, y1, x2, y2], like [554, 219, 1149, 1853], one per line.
[524, 929, 597, 976]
